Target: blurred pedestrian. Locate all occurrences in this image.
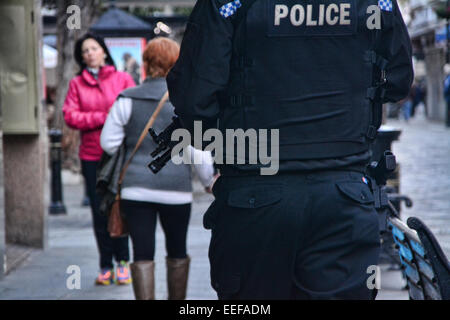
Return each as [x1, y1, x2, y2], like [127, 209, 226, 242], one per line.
[444, 64, 450, 126]
[122, 52, 141, 85]
[63, 33, 136, 286]
[100, 37, 216, 300]
[420, 78, 427, 117]
[45, 86, 57, 128]
[400, 95, 413, 122]
[410, 80, 424, 118]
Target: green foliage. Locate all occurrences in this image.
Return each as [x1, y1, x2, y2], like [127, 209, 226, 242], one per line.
[129, 7, 160, 17]
[173, 7, 193, 16]
[433, 1, 450, 19]
[129, 6, 192, 18]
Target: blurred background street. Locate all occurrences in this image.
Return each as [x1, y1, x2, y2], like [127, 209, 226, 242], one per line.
[1, 0, 450, 300]
[377, 105, 450, 300]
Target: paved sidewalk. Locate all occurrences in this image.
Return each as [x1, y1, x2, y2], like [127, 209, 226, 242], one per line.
[0, 177, 217, 300]
[388, 112, 450, 258]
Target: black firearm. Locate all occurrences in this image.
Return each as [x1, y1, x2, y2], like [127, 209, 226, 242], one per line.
[366, 150, 413, 231]
[147, 116, 182, 174]
[367, 150, 400, 232]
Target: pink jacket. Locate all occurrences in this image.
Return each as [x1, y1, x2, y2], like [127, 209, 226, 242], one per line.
[63, 65, 135, 161]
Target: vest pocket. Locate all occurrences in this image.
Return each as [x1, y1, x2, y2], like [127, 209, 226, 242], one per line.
[336, 181, 380, 244]
[336, 181, 374, 205]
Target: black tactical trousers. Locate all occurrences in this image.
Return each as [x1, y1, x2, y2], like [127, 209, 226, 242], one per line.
[204, 170, 380, 300]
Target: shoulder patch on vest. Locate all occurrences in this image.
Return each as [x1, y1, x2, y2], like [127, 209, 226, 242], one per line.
[378, 0, 393, 12]
[219, 0, 242, 18]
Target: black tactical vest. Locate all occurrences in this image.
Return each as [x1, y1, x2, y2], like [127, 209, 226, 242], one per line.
[218, 0, 384, 162]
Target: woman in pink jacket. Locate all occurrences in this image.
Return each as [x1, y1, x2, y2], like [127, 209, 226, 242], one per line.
[63, 33, 135, 286]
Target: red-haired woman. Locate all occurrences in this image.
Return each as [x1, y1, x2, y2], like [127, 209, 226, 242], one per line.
[63, 33, 135, 286]
[101, 37, 215, 300]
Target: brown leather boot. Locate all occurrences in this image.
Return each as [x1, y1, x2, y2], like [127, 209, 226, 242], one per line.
[166, 256, 190, 300]
[130, 261, 155, 300]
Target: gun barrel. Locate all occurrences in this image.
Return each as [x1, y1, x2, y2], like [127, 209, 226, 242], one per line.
[151, 143, 167, 158]
[148, 149, 173, 174]
[148, 117, 183, 174]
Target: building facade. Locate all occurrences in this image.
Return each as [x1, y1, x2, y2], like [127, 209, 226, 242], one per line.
[408, 0, 447, 122]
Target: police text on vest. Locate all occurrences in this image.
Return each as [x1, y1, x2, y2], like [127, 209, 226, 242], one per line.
[274, 3, 352, 27]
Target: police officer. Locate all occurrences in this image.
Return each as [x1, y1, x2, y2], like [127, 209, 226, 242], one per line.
[166, 0, 413, 299]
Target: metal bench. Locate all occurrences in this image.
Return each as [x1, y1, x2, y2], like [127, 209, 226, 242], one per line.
[388, 216, 450, 300]
[368, 150, 450, 300]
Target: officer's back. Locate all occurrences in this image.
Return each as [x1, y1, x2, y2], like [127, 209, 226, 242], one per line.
[167, 0, 413, 300]
[169, 0, 412, 173]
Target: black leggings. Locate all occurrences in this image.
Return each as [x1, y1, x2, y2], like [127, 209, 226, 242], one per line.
[81, 160, 130, 269]
[120, 199, 191, 261]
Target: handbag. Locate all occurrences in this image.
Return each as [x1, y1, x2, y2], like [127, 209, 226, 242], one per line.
[97, 143, 125, 217]
[97, 91, 170, 238]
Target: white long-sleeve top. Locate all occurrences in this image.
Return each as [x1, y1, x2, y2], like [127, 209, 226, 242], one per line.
[100, 97, 215, 205]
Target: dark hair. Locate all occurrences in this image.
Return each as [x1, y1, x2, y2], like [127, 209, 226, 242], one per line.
[74, 33, 115, 74]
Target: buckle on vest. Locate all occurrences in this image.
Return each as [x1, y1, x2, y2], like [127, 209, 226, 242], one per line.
[380, 70, 387, 85]
[376, 57, 389, 71]
[230, 95, 241, 106]
[366, 87, 378, 101]
[365, 51, 388, 70]
[367, 84, 386, 101]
